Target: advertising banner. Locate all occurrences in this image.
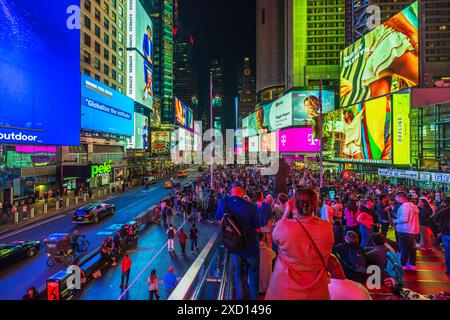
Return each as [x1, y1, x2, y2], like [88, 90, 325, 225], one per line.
[278, 128, 321, 153]
[249, 136, 259, 153]
[292, 90, 335, 126]
[81, 75, 134, 135]
[340, 1, 419, 107]
[393, 93, 411, 165]
[329, 95, 392, 164]
[151, 131, 170, 155]
[175, 97, 187, 127]
[260, 132, 278, 153]
[0, 0, 80, 145]
[128, 113, 149, 149]
[127, 0, 153, 110]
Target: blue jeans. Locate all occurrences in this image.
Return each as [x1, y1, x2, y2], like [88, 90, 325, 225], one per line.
[360, 224, 373, 248]
[442, 235, 450, 274]
[231, 253, 260, 300]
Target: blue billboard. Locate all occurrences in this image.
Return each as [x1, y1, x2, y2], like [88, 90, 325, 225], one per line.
[0, 0, 81, 145]
[81, 75, 134, 136]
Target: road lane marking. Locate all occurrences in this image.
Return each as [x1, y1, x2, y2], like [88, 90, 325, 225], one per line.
[117, 215, 193, 300]
[0, 214, 67, 240]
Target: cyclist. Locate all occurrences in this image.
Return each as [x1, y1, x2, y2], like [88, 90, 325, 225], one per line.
[71, 230, 81, 253]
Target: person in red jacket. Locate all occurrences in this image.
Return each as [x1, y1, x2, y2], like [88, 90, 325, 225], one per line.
[120, 254, 132, 289]
[178, 228, 187, 254]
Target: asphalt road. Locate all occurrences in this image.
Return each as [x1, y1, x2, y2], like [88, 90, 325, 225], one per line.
[0, 168, 200, 300]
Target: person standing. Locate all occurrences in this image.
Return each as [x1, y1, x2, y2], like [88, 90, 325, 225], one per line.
[147, 269, 160, 300]
[432, 197, 450, 277]
[178, 228, 187, 254]
[120, 254, 132, 289]
[189, 224, 199, 254]
[357, 199, 376, 248]
[418, 197, 433, 252]
[259, 235, 276, 294]
[320, 197, 334, 224]
[163, 266, 178, 298]
[266, 188, 334, 300]
[166, 224, 176, 253]
[376, 195, 392, 237]
[215, 184, 261, 300]
[393, 192, 420, 271]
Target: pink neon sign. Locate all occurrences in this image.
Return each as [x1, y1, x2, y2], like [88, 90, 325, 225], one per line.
[278, 128, 320, 153]
[15, 146, 57, 153]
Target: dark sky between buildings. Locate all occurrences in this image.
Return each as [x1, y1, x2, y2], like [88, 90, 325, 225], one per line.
[179, 0, 256, 128]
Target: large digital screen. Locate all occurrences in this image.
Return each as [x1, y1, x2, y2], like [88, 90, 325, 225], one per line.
[81, 74, 134, 135]
[260, 132, 278, 153]
[248, 136, 259, 153]
[242, 90, 335, 137]
[393, 93, 411, 165]
[128, 113, 149, 149]
[175, 97, 189, 128]
[329, 96, 392, 164]
[0, 0, 80, 145]
[278, 128, 321, 153]
[340, 1, 419, 107]
[127, 0, 153, 109]
[151, 131, 170, 155]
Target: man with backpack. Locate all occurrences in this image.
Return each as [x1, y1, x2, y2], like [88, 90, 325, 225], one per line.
[333, 231, 368, 284]
[166, 224, 176, 253]
[215, 183, 261, 300]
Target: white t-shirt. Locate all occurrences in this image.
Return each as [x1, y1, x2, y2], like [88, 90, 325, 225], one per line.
[328, 278, 372, 300]
[343, 110, 364, 156]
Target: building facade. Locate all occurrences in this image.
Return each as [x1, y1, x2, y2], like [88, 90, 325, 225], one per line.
[238, 57, 256, 127]
[256, 0, 286, 104]
[285, 0, 345, 89]
[210, 58, 225, 131]
[150, 0, 174, 124]
[81, 0, 127, 93]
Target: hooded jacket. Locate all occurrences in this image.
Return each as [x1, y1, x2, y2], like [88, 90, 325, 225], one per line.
[394, 202, 420, 235]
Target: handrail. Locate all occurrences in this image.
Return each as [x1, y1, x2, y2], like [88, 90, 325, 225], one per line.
[217, 251, 230, 300]
[168, 230, 221, 300]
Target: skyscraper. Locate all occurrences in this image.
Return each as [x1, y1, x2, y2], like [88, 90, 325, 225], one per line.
[345, 0, 450, 85]
[238, 57, 256, 127]
[173, 8, 198, 114]
[81, 0, 127, 93]
[209, 58, 225, 131]
[285, 0, 345, 89]
[150, 0, 174, 124]
[256, 0, 286, 104]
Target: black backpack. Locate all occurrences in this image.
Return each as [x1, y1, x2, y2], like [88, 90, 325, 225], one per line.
[220, 197, 249, 254]
[347, 246, 367, 273]
[167, 228, 175, 239]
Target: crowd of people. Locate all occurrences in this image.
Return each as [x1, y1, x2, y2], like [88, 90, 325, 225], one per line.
[209, 166, 450, 300]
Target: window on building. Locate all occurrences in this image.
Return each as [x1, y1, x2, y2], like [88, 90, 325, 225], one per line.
[84, 0, 91, 12]
[118, 33, 123, 43]
[118, 4, 123, 17]
[112, 11, 117, 23]
[118, 48, 123, 57]
[84, 51, 91, 64]
[112, 55, 117, 66]
[104, 33, 109, 45]
[84, 68, 91, 76]
[104, 79, 109, 86]
[112, 83, 117, 90]
[118, 60, 123, 70]
[95, 25, 101, 37]
[104, 48, 109, 60]
[103, 2, 109, 15]
[118, 19, 123, 29]
[95, 74, 100, 81]
[118, 74, 124, 84]
[84, 15, 91, 30]
[112, 0, 116, 8]
[95, 8, 100, 21]
[112, 40, 116, 51]
[95, 41, 101, 53]
[103, 64, 109, 76]
[104, 18, 109, 31]
[112, 25, 117, 37]
[94, 58, 100, 70]
[111, 69, 116, 80]
[84, 33, 91, 47]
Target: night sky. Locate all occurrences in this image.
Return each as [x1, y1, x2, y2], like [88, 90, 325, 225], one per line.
[179, 0, 256, 128]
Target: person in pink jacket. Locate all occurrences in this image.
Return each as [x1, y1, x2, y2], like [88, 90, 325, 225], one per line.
[265, 188, 334, 300]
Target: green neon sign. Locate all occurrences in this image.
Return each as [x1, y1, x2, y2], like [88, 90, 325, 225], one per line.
[91, 160, 113, 178]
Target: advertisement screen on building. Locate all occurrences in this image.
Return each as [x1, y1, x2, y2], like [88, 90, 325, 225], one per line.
[151, 131, 170, 155]
[278, 128, 321, 153]
[81, 74, 134, 136]
[249, 136, 259, 153]
[127, 0, 153, 110]
[260, 132, 278, 153]
[130, 113, 149, 149]
[292, 91, 335, 126]
[0, 0, 80, 145]
[329, 95, 392, 164]
[175, 97, 188, 127]
[393, 93, 411, 165]
[340, 1, 419, 107]
[150, 96, 162, 127]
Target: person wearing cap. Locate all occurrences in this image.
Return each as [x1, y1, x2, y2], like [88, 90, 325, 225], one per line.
[333, 231, 368, 284]
[163, 266, 178, 298]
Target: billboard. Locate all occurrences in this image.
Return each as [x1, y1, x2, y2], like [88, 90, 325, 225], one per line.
[249, 136, 259, 153]
[150, 96, 161, 127]
[278, 128, 321, 153]
[0, 0, 80, 145]
[128, 113, 149, 149]
[330, 96, 392, 164]
[340, 1, 419, 107]
[393, 93, 411, 165]
[175, 97, 187, 127]
[127, 0, 153, 109]
[151, 131, 170, 155]
[242, 90, 335, 137]
[81, 75, 134, 135]
[260, 132, 278, 153]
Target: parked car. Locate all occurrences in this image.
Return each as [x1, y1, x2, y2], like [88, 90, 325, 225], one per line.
[0, 240, 41, 270]
[178, 170, 188, 178]
[72, 202, 115, 224]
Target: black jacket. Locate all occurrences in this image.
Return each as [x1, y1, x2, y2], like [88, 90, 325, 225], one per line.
[433, 205, 450, 236]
